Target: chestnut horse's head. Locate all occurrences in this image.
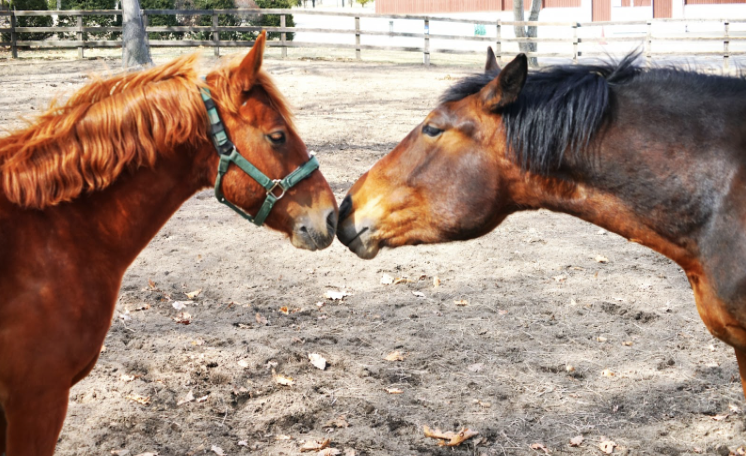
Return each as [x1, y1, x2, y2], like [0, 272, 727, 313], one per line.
[203, 32, 337, 250]
[337, 52, 528, 259]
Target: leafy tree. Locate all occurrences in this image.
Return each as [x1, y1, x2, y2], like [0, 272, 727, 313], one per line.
[254, 0, 294, 41]
[356, 0, 372, 6]
[140, 0, 178, 39]
[7, 0, 53, 41]
[59, 0, 118, 39]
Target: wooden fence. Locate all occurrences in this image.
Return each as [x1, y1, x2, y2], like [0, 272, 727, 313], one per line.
[0, 9, 744, 69]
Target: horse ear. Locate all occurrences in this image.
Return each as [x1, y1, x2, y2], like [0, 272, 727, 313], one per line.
[485, 47, 500, 73]
[236, 31, 267, 89]
[479, 53, 527, 112]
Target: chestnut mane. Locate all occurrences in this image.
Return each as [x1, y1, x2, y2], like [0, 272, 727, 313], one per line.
[0, 52, 293, 209]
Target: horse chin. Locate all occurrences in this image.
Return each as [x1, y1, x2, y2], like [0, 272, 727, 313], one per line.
[348, 237, 380, 259]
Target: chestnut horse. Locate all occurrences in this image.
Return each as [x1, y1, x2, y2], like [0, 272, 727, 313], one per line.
[338, 49, 746, 398]
[0, 32, 337, 456]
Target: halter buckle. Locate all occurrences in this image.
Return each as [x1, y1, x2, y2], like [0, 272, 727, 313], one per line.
[267, 179, 287, 200]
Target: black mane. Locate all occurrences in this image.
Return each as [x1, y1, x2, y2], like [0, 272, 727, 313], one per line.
[441, 53, 643, 174]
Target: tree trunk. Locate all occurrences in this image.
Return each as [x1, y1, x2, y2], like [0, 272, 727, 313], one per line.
[513, 0, 542, 67]
[122, 0, 153, 70]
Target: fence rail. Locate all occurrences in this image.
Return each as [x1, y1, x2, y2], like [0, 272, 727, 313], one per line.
[1, 9, 745, 69]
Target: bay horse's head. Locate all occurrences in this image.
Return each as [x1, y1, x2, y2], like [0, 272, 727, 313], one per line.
[203, 32, 337, 250]
[337, 51, 528, 259]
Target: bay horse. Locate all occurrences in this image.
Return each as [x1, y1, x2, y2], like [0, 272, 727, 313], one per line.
[337, 49, 746, 398]
[0, 31, 337, 456]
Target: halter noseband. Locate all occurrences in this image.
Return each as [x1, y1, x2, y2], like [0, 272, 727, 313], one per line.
[200, 82, 319, 227]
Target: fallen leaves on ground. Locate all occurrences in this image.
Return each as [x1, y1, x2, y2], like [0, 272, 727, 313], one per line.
[385, 387, 403, 394]
[324, 290, 352, 301]
[177, 391, 194, 406]
[423, 425, 479, 447]
[172, 301, 192, 311]
[569, 435, 584, 447]
[530, 442, 550, 454]
[272, 369, 294, 386]
[384, 351, 405, 361]
[299, 438, 331, 452]
[255, 313, 268, 326]
[599, 440, 617, 454]
[454, 299, 469, 306]
[324, 415, 349, 429]
[309, 353, 327, 370]
[147, 279, 157, 290]
[412, 291, 425, 298]
[211, 445, 225, 455]
[237, 359, 249, 368]
[433, 276, 441, 287]
[711, 413, 730, 421]
[185, 289, 202, 299]
[595, 255, 609, 263]
[125, 394, 150, 406]
[120, 374, 136, 382]
[393, 277, 412, 285]
[602, 369, 615, 377]
[172, 312, 191, 325]
[380, 274, 394, 285]
[110, 450, 130, 456]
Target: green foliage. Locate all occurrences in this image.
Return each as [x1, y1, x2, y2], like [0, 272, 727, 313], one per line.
[254, 0, 294, 41]
[356, 0, 373, 6]
[141, 0, 178, 39]
[8, 0, 53, 41]
[58, 0, 117, 39]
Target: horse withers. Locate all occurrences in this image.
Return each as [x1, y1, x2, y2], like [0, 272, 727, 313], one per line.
[337, 49, 746, 397]
[0, 31, 337, 456]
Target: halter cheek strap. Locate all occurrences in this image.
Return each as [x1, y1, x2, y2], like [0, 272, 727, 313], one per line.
[200, 82, 319, 227]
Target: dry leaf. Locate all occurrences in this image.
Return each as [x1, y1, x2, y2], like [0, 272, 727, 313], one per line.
[324, 415, 349, 428]
[255, 313, 268, 326]
[599, 440, 617, 454]
[299, 439, 331, 452]
[237, 441, 248, 447]
[274, 435, 292, 441]
[433, 276, 441, 287]
[385, 387, 403, 394]
[120, 374, 136, 382]
[196, 394, 209, 403]
[186, 289, 202, 299]
[595, 255, 609, 263]
[111, 450, 130, 456]
[454, 299, 469, 306]
[530, 443, 550, 454]
[172, 301, 191, 311]
[412, 291, 425, 298]
[100, 344, 107, 353]
[279, 306, 289, 315]
[393, 277, 412, 285]
[711, 413, 729, 421]
[173, 312, 191, 325]
[211, 446, 225, 456]
[622, 341, 633, 346]
[553, 275, 567, 283]
[736, 447, 746, 456]
[601, 369, 615, 377]
[324, 290, 352, 301]
[380, 274, 394, 285]
[423, 425, 479, 447]
[597, 336, 608, 342]
[177, 391, 194, 406]
[566, 365, 576, 373]
[147, 279, 157, 290]
[272, 369, 294, 386]
[384, 351, 405, 361]
[569, 435, 584, 447]
[309, 353, 327, 370]
[237, 359, 249, 368]
[126, 394, 150, 406]
[318, 450, 341, 456]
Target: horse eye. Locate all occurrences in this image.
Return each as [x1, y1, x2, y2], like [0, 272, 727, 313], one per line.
[422, 125, 443, 137]
[267, 132, 286, 145]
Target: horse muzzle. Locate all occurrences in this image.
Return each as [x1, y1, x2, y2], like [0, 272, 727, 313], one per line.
[336, 195, 380, 259]
[291, 206, 337, 251]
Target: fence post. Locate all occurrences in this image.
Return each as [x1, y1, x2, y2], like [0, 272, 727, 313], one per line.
[355, 16, 360, 60]
[77, 14, 84, 59]
[10, 10, 17, 59]
[645, 19, 652, 65]
[423, 18, 429, 66]
[495, 20, 501, 65]
[280, 14, 287, 58]
[212, 11, 219, 57]
[723, 20, 730, 72]
[572, 22, 578, 63]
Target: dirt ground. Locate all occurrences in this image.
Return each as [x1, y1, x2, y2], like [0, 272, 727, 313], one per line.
[1, 49, 745, 456]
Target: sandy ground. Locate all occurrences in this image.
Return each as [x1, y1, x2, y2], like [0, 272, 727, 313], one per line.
[1, 48, 745, 456]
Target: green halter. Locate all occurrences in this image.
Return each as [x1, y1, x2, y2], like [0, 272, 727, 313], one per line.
[200, 83, 319, 227]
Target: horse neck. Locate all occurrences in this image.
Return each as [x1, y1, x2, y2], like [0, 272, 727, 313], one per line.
[508, 151, 698, 269]
[61, 143, 214, 272]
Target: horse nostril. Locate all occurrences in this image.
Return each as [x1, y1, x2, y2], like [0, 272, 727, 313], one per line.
[299, 225, 308, 234]
[326, 208, 337, 233]
[339, 195, 353, 222]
